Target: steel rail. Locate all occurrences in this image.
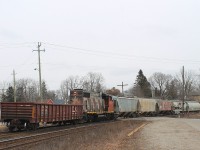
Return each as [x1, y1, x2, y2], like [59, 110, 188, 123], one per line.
[0, 120, 118, 150]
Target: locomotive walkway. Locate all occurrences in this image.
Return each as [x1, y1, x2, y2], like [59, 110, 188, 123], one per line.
[125, 117, 200, 150]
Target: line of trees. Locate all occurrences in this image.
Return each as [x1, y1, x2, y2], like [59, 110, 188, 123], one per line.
[0, 72, 105, 102]
[1, 79, 56, 102]
[131, 69, 199, 100]
[59, 72, 105, 102]
[1, 69, 199, 102]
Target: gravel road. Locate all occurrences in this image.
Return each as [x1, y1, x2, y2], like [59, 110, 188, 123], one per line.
[127, 117, 200, 150]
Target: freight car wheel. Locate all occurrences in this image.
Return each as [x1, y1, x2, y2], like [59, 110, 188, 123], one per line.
[110, 114, 115, 120]
[72, 121, 77, 125]
[8, 126, 15, 132]
[26, 122, 32, 130]
[32, 123, 39, 130]
[26, 123, 39, 130]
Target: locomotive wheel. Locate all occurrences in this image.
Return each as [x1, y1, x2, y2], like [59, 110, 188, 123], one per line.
[17, 127, 22, 131]
[105, 114, 111, 120]
[87, 116, 93, 122]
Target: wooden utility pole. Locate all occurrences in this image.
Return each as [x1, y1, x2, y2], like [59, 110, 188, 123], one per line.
[12, 70, 17, 102]
[117, 82, 128, 95]
[66, 82, 68, 104]
[33, 42, 45, 102]
[182, 66, 185, 114]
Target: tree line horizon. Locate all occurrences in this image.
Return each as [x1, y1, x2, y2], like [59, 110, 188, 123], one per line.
[1, 68, 198, 102]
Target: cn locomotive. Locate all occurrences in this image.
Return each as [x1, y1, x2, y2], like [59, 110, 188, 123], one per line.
[69, 89, 118, 122]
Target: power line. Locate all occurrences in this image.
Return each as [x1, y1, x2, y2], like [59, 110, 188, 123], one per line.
[1, 42, 200, 65]
[0, 42, 35, 49]
[0, 42, 199, 64]
[43, 42, 200, 64]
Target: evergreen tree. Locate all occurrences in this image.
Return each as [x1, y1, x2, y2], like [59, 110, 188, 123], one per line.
[5, 86, 14, 102]
[42, 81, 48, 100]
[133, 69, 152, 97]
[1, 93, 6, 102]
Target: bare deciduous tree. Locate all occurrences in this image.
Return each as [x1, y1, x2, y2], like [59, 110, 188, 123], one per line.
[59, 76, 79, 103]
[149, 72, 172, 98]
[16, 78, 38, 101]
[175, 69, 196, 99]
[59, 80, 70, 103]
[59, 72, 105, 99]
[83, 72, 105, 92]
[67, 76, 80, 90]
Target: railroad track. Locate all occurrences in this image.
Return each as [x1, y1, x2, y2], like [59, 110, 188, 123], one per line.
[0, 132, 21, 140]
[0, 120, 118, 150]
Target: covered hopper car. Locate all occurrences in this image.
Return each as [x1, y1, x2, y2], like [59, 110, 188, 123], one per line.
[157, 100, 173, 114]
[112, 96, 138, 118]
[137, 98, 159, 116]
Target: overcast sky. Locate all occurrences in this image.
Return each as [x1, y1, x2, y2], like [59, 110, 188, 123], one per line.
[0, 0, 200, 91]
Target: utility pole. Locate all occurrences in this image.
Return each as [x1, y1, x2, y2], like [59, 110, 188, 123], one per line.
[33, 42, 45, 102]
[117, 82, 128, 95]
[66, 82, 68, 104]
[182, 66, 185, 115]
[12, 70, 17, 102]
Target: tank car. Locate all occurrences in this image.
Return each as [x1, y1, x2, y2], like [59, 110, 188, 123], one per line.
[171, 100, 200, 114]
[184, 101, 200, 112]
[70, 89, 118, 122]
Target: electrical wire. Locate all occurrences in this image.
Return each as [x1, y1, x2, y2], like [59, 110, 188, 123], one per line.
[43, 42, 200, 64]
